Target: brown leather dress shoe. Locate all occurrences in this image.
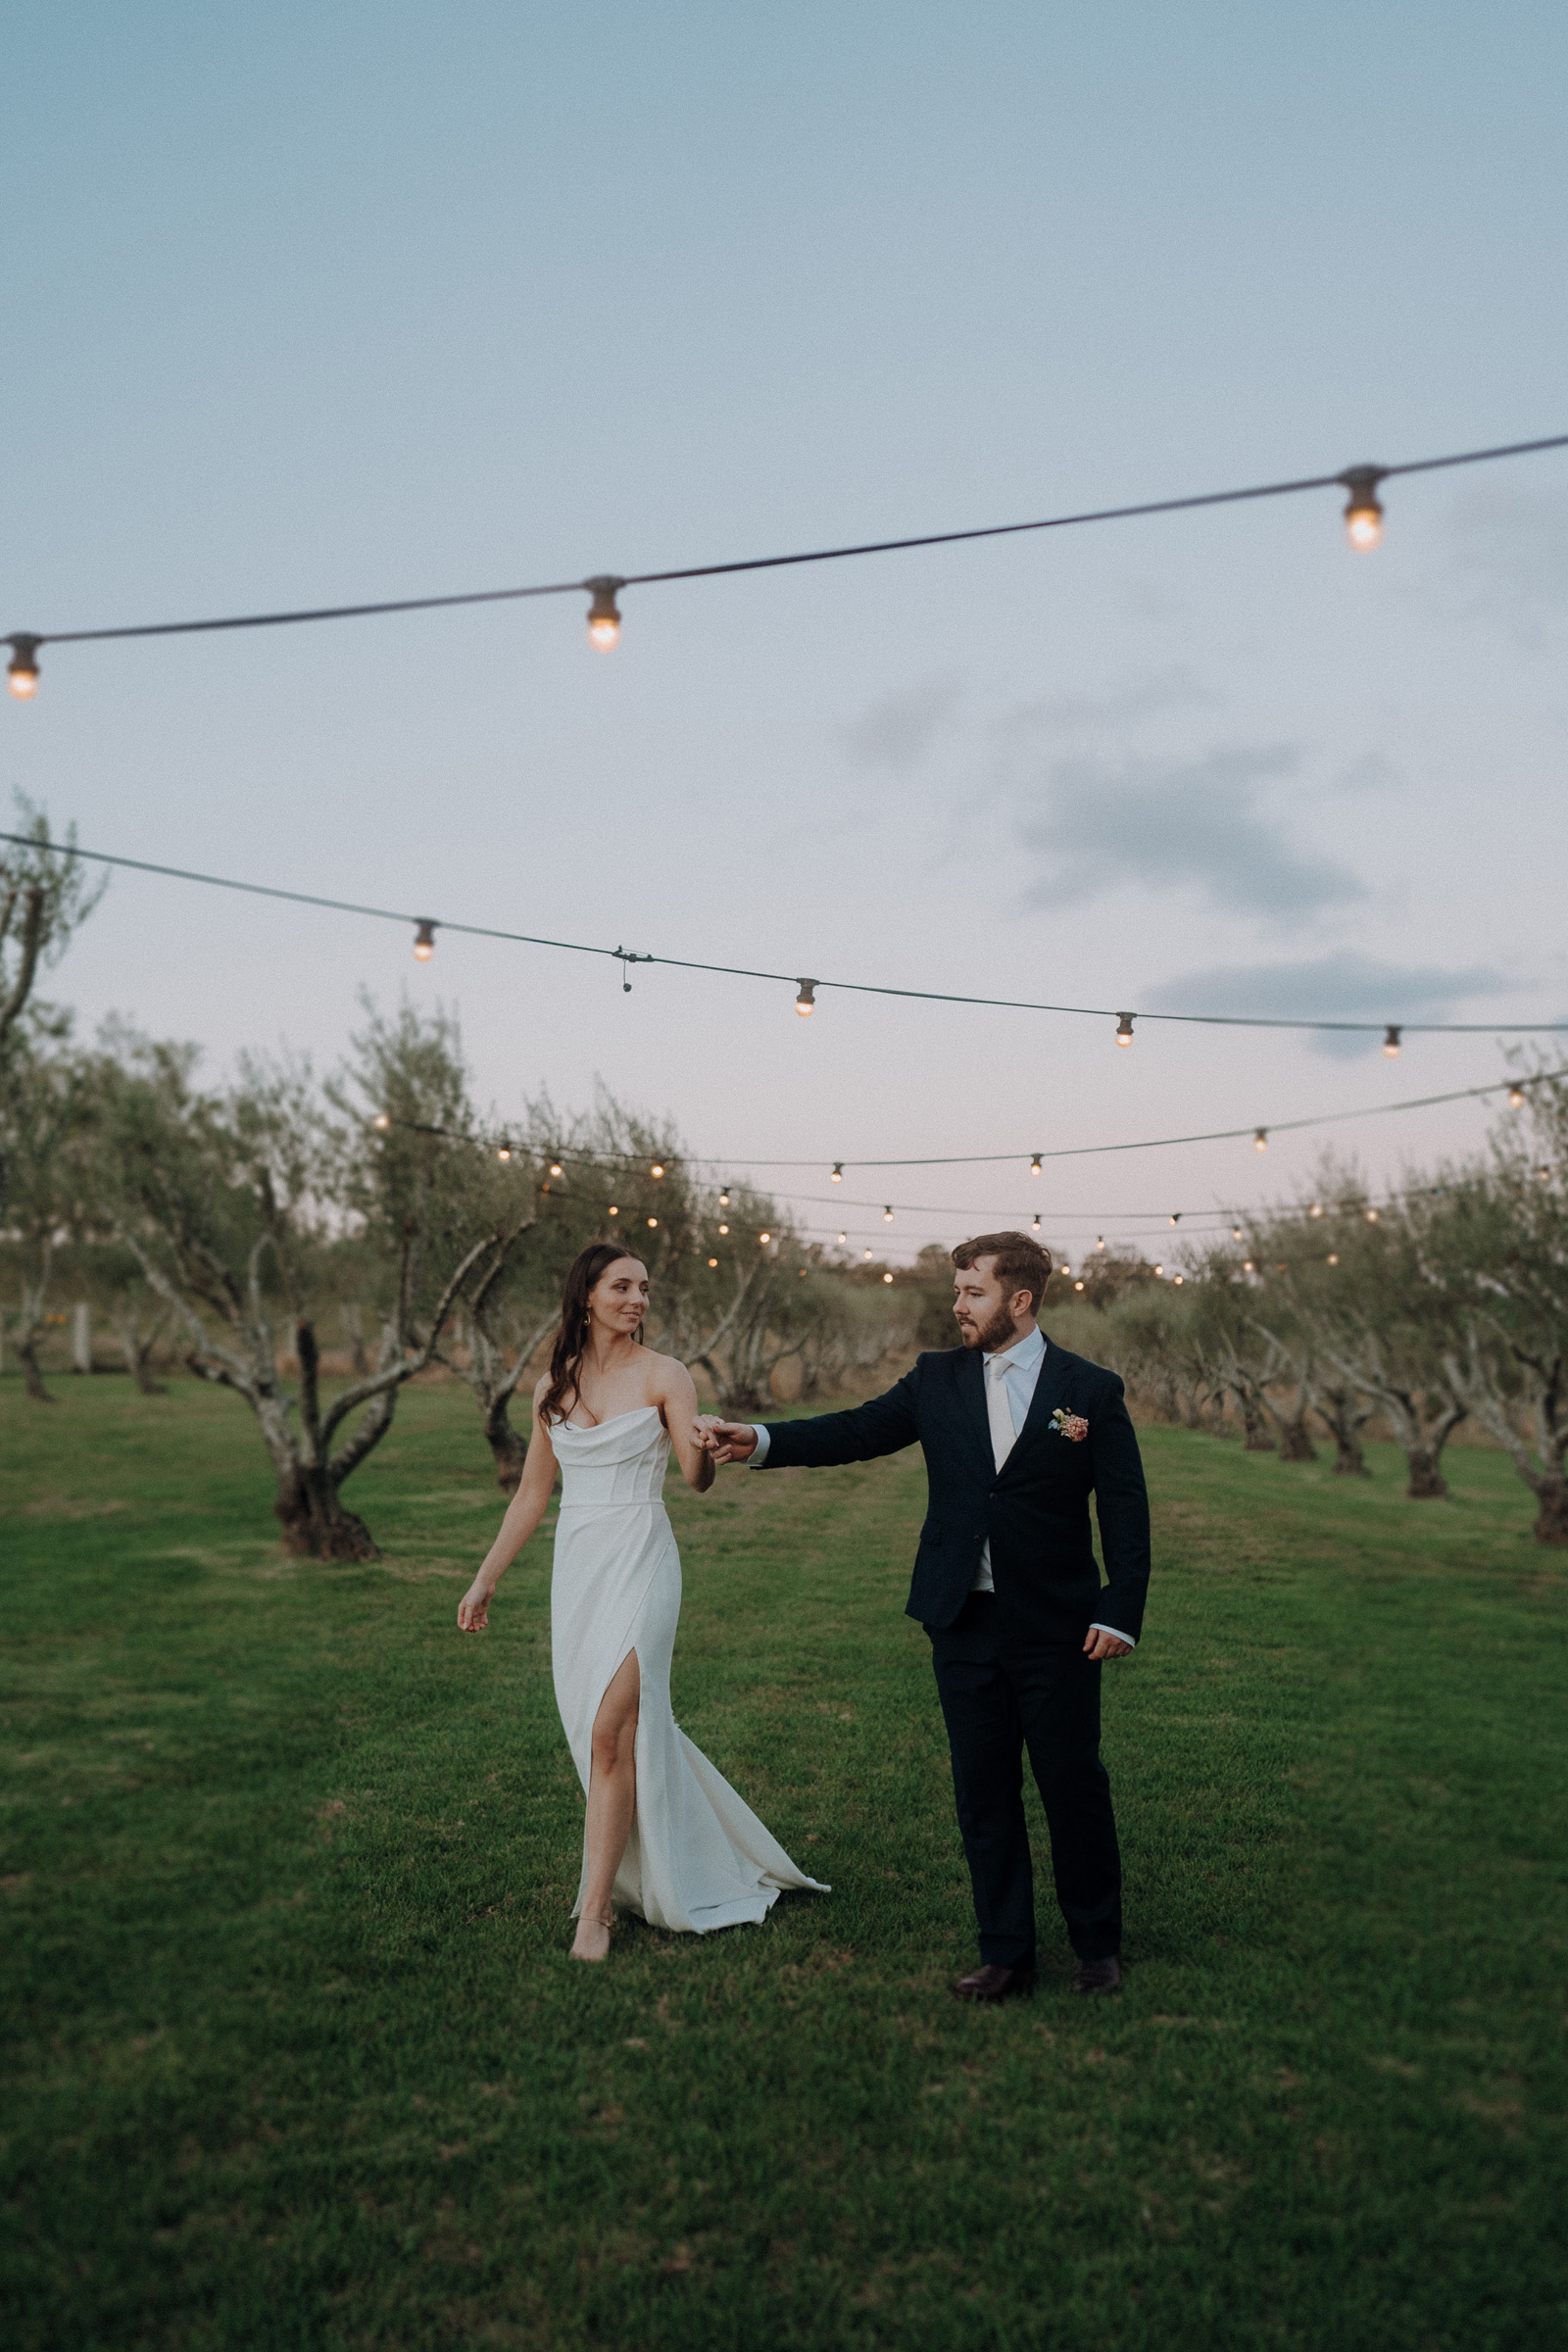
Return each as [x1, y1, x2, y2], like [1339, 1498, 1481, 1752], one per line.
[952, 1962, 1035, 2004]
[1071, 1954, 1122, 1995]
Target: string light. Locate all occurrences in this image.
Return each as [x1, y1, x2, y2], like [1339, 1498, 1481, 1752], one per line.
[831, 1164, 843, 1183]
[1169, 1213, 1180, 1226]
[1116, 1013, 1134, 1048]
[718, 1189, 730, 1207]
[651, 1162, 664, 1178]
[549, 1158, 564, 1177]
[1308, 1201, 1323, 1218]
[1031, 1215, 1041, 1233]
[497, 1143, 512, 1162]
[1242, 1258, 1254, 1273]
[863, 1248, 873, 1261]
[1030, 1155, 1042, 1176]
[1508, 1086, 1526, 1108]
[1074, 1279, 1084, 1291]
[717, 1222, 729, 1235]
[837, 1230, 847, 1244]
[708, 1256, 718, 1267]
[7, 637, 39, 699]
[413, 919, 436, 962]
[1232, 1225, 1244, 1239]
[1254, 1129, 1268, 1152]
[1327, 1252, 1339, 1265]
[796, 980, 816, 1017]
[585, 576, 623, 650]
[647, 1215, 658, 1228]
[608, 1204, 618, 1216]
[371, 1111, 391, 1133]
[15, 827, 1568, 1052]
[760, 1230, 771, 1244]
[1173, 1273, 1184, 1286]
[1096, 1235, 1105, 1250]
[883, 1205, 894, 1222]
[1365, 1206, 1380, 1223]
[1153, 1263, 1164, 1277]
[1341, 466, 1386, 552]
[1384, 1025, 1401, 1058]
[882, 1271, 894, 1285]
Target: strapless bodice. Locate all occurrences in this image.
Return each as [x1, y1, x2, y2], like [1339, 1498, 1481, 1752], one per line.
[550, 1405, 671, 1506]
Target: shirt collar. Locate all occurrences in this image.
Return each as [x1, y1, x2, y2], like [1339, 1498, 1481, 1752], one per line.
[986, 1323, 1046, 1376]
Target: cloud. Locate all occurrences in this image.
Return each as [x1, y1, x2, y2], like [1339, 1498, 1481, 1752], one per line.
[1018, 745, 1366, 920]
[1142, 952, 1514, 1056]
[841, 676, 958, 770]
[997, 667, 1215, 740]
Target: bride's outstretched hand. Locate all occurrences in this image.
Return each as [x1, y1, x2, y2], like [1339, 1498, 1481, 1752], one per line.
[458, 1577, 494, 1633]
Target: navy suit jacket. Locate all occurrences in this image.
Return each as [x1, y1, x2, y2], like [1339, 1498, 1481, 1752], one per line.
[758, 1339, 1152, 1643]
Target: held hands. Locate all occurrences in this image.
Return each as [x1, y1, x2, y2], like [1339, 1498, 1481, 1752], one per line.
[1082, 1628, 1132, 1661]
[693, 1415, 759, 1464]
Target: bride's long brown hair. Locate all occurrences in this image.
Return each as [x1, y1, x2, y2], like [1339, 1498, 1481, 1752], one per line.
[538, 1243, 645, 1428]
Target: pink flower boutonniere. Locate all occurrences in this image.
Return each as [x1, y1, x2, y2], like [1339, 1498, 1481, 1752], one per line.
[1050, 1407, 1090, 1443]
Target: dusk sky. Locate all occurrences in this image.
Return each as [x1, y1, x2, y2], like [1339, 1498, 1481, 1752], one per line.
[6, 2, 1566, 1263]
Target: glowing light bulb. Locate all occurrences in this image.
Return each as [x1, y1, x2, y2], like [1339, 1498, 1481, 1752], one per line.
[796, 979, 816, 1017]
[1233, 1225, 1244, 1240]
[1173, 1274, 1184, 1286]
[708, 1256, 718, 1267]
[883, 1205, 893, 1223]
[1327, 1252, 1339, 1265]
[883, 1271, 894, 1285]
[1508, 1086, 1526, 1108]
[371, 1112, 391, 1133]
[1154, 1263, 1163, 1277]
[718, 1190, 730, 1207]
[1254, 1129, 1268, 1152]
[1242, 1258, 1254, 1273]
[608, 1204, 618, 1217]
[837, 1231, 847, 1245]
[1074, 1279, 1084, 1292]
[1031, 1215, 1041, 1233]
[1096, 1236, 1104, 1251]
[1061, 1263, 1071, 1276]
[760, 1230, 771, 1245]
[1030, 1155, 1042, 1177]
[1308, 1201, 1323, 1218]
[1364, 1206, 1380, 1223]
[585, 574, 624, 649]
[497, 1144, 512, 1163]
[1169, 1213, 1180, 1227]
[717, 1222, 728, 1235]
[863, 1248, 873, 1261]
[651, 1162, 664, 1179]
[1341, 466, 1386, 552]
[1115, 1012, 1134, 1048]
[647, 1216, 658, 1228]
[7, 636, 40, 699]
[831, 1163, 843, 1183]
[1384, 1025, 1401, 1058]
[413, 919, 436, 961]
[549, 1159, 564, 1177]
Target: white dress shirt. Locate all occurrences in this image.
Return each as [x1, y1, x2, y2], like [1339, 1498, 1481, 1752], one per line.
[748, 1328, 1135, 1646]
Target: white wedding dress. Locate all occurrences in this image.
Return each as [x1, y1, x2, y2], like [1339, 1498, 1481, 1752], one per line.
[549, 1405, 828, 1933]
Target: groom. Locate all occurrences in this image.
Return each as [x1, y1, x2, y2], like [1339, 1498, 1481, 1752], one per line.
[697, 1231, 1151, 2001]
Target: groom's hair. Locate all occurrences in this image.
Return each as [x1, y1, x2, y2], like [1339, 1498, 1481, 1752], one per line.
[952, 1231, 1053, 1313]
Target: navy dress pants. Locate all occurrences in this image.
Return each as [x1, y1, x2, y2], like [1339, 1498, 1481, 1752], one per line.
[928, 1591, 1122, 1968]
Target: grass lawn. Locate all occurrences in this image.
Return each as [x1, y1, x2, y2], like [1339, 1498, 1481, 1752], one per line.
[2, 1371, 1566, 2351]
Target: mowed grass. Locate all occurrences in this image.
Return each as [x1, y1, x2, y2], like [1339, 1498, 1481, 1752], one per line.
[2, 1373, 1565, 2352]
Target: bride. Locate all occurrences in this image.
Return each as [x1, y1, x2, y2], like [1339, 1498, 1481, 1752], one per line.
[458, 1242, 827, 1961]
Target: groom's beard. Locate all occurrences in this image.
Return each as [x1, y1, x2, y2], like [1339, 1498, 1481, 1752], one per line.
[958, 1298, 1019, 1352]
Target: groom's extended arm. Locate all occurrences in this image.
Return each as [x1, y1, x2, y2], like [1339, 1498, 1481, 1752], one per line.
[701, 1362, 923, 1469]
[1089, 1374, 1152, 1646]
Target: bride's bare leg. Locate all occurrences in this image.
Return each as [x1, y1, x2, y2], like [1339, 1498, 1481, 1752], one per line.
[572, 1649, 640, 1961]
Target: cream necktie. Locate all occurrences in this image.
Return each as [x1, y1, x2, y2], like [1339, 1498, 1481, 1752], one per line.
[986, 1354, 1018, 1472]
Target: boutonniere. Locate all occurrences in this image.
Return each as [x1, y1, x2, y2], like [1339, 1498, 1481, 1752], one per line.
[1050, 1407, 1089, 1443]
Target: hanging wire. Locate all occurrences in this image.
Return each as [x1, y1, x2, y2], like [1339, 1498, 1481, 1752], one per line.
[4, 827, 1564, 1045]
[7, 430, 1566, 662]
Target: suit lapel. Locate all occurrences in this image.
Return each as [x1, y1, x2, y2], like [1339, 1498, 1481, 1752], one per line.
[956, 1346, 994, 1462]
[1004, 1343, 1078, 1468]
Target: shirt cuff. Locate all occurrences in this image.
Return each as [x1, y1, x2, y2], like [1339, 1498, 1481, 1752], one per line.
[747, 1423, 771, 1467]
[1089, 1622, 1136, 1647]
